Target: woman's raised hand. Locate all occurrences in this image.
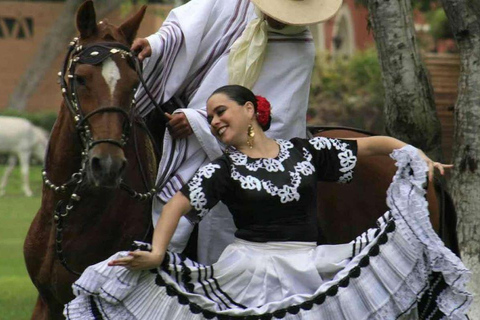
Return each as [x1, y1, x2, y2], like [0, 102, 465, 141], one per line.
[131, 38, 152, 61]
[417, 149, 453, 182]
[108, 251, 165, 271]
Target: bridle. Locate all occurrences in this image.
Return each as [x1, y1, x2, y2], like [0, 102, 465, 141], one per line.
[44, 37, 169, 275]
[59, 38, 134, 150]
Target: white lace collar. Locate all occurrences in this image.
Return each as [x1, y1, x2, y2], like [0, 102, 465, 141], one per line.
[227, 139, 294, 172]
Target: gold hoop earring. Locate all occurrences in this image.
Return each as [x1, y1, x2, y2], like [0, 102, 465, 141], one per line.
[247, 124, 255, 149]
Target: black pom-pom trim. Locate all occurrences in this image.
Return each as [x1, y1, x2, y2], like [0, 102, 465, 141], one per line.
[378, 233, 388, 245]
[300, 301, 313, 310]
[313, 293, 326, 305]
[189, 303, 203, 314]
[369, 244, 380, 257]
[359, 255, 370, 267]
[349, 266, 361, 278]
[166, 285, 177, 296]
[386, 221, 396, 232]
[202, 310, 216, 319]
[339, 277, 350, 287]
[178, 294, 189, 305]
[326, 285, 338, 297]
[272, 309, 287, 319]
[286, 305, 300, 315]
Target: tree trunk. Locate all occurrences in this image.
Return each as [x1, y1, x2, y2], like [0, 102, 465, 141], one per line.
[7, 0, 123, 111]
[440, 0, 480, 316]
[366, 0, 444, 161]
[468, 0, 480, 21]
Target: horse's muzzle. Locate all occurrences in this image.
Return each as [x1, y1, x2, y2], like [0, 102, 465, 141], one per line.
[87, 148, 127, 188]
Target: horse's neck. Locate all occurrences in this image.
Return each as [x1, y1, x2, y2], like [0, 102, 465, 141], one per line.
[45, 107, 83, 183]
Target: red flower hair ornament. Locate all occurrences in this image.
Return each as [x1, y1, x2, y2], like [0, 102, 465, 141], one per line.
[255, 95, 271, 129]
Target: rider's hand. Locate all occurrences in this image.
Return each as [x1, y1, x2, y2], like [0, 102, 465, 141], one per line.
[108, 251, 164, 271]
[166, 113, 193, 140]
[417, 150, 453, 182]
[131, 38, 152, 61]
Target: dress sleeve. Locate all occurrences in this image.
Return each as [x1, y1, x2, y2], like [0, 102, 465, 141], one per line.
[298, 137, 358, 183]
[180, 157, 231, 222]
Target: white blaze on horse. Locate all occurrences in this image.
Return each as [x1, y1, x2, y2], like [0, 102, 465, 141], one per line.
[0, 116, 49, 197]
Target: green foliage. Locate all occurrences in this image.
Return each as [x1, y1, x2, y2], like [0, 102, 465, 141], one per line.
[120, 0, 149, 18]
[0, 110, 57, 132]
[426, 8, 452, 40]
[309, 49, 385, 133]
[413, 0, 436, 12]
[0, 165, 42, 319]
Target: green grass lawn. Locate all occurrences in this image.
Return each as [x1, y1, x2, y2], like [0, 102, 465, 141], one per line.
[0, 165, 43, 319]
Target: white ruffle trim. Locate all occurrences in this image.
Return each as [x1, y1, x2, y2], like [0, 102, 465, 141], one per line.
[387, 145, 472, 319]
[64, 145, 472, 320]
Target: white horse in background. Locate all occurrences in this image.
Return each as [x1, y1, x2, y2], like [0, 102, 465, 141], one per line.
[0, 116, 49, 197]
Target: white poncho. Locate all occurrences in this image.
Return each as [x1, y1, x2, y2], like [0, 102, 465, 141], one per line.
[135, 0, 315, 264]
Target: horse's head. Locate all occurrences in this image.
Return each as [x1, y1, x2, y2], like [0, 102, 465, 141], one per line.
[69, 1, 146, 188]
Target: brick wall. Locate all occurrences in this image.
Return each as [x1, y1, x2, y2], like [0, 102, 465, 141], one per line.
[0, 1, 171, 112]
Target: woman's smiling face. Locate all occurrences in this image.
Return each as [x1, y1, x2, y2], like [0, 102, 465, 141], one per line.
[207, 93, 254, 147]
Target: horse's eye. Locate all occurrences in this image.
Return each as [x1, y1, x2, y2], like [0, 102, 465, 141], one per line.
[75, 75, 87, 86]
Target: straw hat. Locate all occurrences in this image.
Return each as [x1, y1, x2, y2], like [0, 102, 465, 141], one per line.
[251, 0, 343, 25]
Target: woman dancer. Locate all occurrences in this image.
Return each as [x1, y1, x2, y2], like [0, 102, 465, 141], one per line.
[65, 85, 471, 319]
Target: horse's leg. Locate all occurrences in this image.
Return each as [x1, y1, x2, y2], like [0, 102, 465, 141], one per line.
[18, 150, 33, 197]
[31, 296, 50, 320]
[30, 294, 65, 320]
[0, 155, 17, 196]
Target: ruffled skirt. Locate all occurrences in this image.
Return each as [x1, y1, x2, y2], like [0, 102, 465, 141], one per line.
[64, 146, 472, 320]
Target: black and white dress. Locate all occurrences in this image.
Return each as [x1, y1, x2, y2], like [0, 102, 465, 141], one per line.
[64, 138, 471, 320]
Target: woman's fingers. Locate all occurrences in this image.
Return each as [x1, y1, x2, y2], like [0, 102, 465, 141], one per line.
[428, 162, 454, 181]
[108, 251, 165, 270]
[418, 149, 453, 181]
[435, 163, 453, 175]
[108, 255, 134, 266]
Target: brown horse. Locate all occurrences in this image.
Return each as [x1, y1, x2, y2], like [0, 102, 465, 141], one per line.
[313, 127, 459, 254]
[23, 2, 157, 319]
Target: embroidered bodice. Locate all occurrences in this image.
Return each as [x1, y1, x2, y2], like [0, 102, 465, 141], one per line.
[180, 137, 358, 242]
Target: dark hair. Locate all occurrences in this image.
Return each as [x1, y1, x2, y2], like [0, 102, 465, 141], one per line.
[210, 85, 272, 131]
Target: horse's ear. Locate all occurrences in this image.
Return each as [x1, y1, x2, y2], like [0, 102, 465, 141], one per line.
[77, 0, 97, 39]
[119, 5, 147, 45]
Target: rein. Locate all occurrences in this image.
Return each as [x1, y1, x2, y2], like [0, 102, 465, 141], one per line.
[45, 38, 171, 275]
